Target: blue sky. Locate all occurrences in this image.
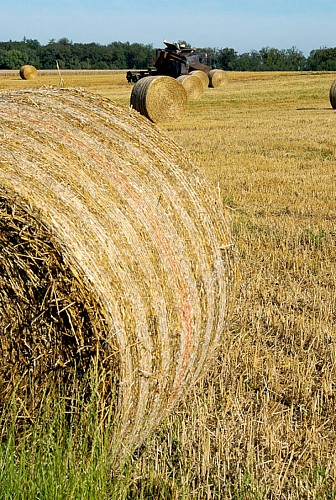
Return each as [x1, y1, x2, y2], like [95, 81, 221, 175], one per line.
[1, 0, 335, 55]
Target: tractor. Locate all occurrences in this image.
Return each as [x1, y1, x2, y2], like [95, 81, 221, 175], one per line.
[126, 40, 213, 83]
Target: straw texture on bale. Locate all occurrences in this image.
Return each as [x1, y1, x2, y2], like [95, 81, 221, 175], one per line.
[189, 70, 209, 90]
[0, 87, 233, 462]
[208, 69, 227, 88]
[130, 75, 188, 123]
[330, 79, 336, 109]
[176, 74, 204, 100]
[19, 64, 38, 80]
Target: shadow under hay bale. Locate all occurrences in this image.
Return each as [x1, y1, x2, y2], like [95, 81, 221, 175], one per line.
[208, 69, 227, 88]
[19, 65, 38, 80]
[0, 86, 234, 463]
[130, 75, 188, 123]
[189, 70, 209, 90]
[176, 74, 204, 100]
[330, 79, 336, 109]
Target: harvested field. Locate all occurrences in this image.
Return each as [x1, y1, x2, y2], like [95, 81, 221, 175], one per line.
[0, 86, 233, 464]
[1, 70, 336, 497]
[0, 71, 131, 106]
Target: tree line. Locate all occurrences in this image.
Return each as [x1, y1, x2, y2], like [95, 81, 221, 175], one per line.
[0, 38, 335, 72]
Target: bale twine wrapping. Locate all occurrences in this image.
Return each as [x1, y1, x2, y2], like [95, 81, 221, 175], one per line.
[189, 70, 209, 90]
[130, 75, 188, 123]
[19, 64, 38, 80]
[330, 79, 336, 109]
[176, 74, 204, 100]
[0, 86, 234, 462]
[208, 69, 227, 88]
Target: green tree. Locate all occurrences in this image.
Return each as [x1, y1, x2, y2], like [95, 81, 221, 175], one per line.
[233, 50, 262, 71]
[106, 42, 127, 69]
[258, 47, 285, 70]
[125, 42, 155, 69]
[0, 49, 28, 69]
[307, 47, 336, 70]
[217, 47, 237, 70]
[285, 47, 306, 70]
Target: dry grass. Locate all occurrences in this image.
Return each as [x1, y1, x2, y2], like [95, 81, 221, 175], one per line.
[164, 70, 336, 497]
[1, 69, 336, 497]
[0, 71, 130, 106]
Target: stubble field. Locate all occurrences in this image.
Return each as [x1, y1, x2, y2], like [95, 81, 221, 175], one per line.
[0, 69, 335, 498]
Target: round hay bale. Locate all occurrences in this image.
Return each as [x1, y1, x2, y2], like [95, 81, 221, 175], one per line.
[329, 79, 336, 109]
[19, 64, 38, 80]
[0, 87, 234, 463]
[130, 75, 188, 123]
[189, 70, 209, 90]
[176, 74, 204, 100]
[208, 69, 227, 88]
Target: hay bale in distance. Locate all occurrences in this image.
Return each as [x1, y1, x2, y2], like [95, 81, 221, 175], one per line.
[19, 64, 38, 80]
[189, 70, 209, 90]
[208, 69, 227, 88]
[330, 79, 336, 109]
[130, 75, 188, 123]
[177, 74, 204, 100]
[0, 87, 234, 463]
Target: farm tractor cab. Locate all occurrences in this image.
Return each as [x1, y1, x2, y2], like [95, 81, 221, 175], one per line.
[126, 40, 213, 83]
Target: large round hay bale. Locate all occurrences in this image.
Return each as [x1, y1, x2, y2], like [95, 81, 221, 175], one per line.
[330, 79, 336, 109]
[189, 70, 209, 90]
[177, 74, 204, 100]
[208, 69, 227, 88]
[130, 75, 188, 122]
[0, 87, 234, 463]
[19, 64, 38, 80]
